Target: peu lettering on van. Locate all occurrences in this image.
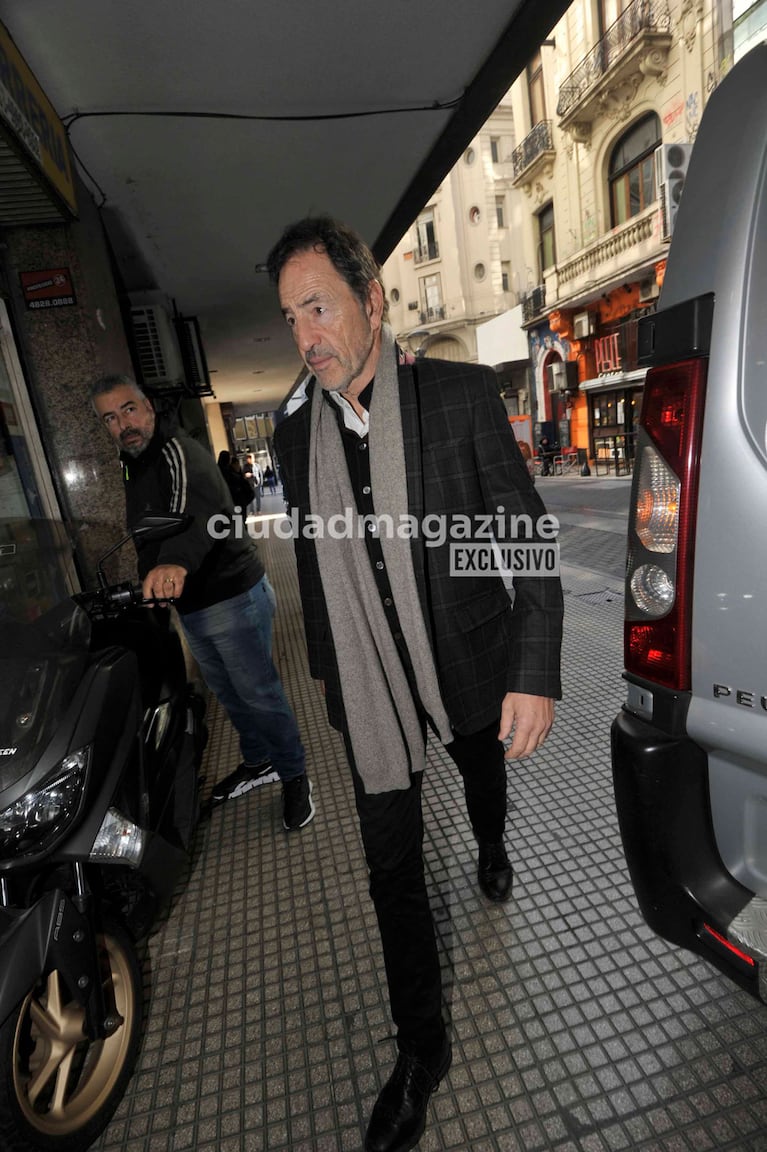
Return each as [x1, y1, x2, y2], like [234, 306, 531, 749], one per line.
[713, 685, 767, 710]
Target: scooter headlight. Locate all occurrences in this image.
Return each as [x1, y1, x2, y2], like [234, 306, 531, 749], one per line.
[0, 747, 90, 860]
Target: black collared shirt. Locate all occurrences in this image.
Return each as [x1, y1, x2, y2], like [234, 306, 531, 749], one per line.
[323, 385, 421, 698]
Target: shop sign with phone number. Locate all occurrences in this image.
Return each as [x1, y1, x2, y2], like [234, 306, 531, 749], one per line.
[20, 268, 76, 309]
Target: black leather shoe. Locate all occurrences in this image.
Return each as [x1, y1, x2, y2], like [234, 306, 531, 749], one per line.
[364, 1040, 452, 1152]
[478, 841, 513, 902]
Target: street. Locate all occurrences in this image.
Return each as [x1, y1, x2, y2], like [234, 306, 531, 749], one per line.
[537, 473, 631, 585]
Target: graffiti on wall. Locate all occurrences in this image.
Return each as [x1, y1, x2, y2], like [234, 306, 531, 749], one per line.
[528, 324, 570, 424]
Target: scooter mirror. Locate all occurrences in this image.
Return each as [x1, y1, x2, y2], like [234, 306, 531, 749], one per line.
[131, 513, 192, 543]
[95, 514, 192, 589]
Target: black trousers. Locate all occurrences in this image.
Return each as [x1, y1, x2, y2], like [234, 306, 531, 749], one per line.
[344, 720, 507, 1057]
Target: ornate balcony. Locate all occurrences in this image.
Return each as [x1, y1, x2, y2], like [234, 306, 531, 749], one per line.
[557, 0, 672, 141]
[556, 205, 662, 302]
[511, 120, 556, 186]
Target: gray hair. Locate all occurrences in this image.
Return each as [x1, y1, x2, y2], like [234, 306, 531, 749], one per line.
[89, 373, 148, 412]
[266, 215, 389, 322]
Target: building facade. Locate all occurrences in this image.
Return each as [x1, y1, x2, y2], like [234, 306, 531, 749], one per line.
[514, 0, 736, 471]
[382, 92, 524, 375]
[385, 0, 751, 473]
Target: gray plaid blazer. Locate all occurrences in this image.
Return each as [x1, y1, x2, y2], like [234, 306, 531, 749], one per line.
[274, 357, 563, 737]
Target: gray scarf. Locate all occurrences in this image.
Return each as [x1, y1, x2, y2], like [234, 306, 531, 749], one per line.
[308, 324, 453, 793]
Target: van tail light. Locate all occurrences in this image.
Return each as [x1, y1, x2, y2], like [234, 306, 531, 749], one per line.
[625, 357, 707, 690]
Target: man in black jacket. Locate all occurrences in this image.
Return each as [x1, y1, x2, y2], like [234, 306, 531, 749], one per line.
[90, 374, 314, 828]
[268, 217, 562, 1152]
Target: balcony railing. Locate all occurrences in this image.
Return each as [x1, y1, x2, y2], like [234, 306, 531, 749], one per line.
[413, 240, 439, 265]
[522, 285, 546, 323]
[419, 306, 445, 323]
[557, 210, 656, 289]
[557, 0, 671, 119]
[511, 120, 555, 183]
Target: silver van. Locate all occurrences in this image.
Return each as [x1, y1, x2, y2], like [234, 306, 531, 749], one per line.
[611, 41, 767, 1001]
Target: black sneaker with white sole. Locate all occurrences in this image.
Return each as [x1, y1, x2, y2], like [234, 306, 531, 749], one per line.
[210, 760, 279, 806]
[282, 774, 315, 830]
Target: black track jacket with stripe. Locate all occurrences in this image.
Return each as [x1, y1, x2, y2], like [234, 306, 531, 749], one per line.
[121, 422, 264, 614]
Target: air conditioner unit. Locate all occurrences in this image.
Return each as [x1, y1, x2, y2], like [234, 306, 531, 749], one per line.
[573, 311, 594, 339]
[638, 276, 660, 303]
[130, 304, 184, 388]
[174, 315, 214, 396]
[547, 360, 579, 393]
[654, 141, 693, 238]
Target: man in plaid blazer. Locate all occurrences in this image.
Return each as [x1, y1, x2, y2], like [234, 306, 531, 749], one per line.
[269, 216, 562, 1152]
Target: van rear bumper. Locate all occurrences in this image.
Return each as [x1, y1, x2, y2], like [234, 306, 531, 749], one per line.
[611, 707, 762, 995]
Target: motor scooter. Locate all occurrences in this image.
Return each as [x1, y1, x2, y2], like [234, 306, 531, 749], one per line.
[0, 514, 207, 1152]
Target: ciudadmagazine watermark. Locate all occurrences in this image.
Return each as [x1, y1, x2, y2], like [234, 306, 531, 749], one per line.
[208, 507, 560, 577]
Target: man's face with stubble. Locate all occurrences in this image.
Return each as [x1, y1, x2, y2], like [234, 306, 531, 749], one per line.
[94, 384, 156, 458]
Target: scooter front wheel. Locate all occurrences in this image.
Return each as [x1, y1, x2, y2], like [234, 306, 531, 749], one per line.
[0, 924, 143, 1152]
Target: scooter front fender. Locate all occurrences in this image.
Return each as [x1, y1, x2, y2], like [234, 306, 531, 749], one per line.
[0, 889, 96, 1027]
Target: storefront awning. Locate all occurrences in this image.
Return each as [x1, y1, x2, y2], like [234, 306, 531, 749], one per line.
[579, 367, 646, 393]
[0, 20, 78, 226]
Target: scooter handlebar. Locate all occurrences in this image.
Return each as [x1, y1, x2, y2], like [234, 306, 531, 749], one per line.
[105, 583, 144, 608]
[74, 582, 175, 619]
[108, 584, 175, 608]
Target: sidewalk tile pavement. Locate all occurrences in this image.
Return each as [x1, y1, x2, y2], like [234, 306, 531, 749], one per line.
[91, 519, 767, 1152]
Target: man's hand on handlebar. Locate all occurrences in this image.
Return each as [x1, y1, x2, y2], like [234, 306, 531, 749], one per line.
[142, 564, 188, 605]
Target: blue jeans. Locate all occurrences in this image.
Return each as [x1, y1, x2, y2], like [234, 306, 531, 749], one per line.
[180, 577, 305, 781]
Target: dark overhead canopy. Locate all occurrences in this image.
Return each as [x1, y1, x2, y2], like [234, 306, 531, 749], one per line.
[0, 0, 569, 410]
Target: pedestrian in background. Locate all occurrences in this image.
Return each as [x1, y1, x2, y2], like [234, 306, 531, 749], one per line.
[217, 450, 254, 511]
[538, 435, 557, 477]
[245, 452, 263, 512]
